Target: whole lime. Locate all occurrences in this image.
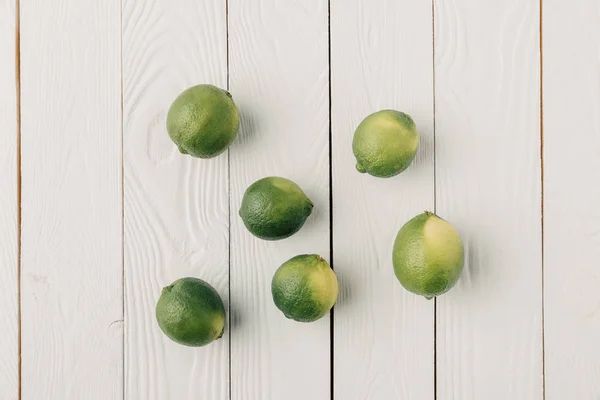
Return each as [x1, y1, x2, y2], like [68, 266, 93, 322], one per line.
[392, 212, 464, 299]
[239, 177, 313, 241]
[166, 84, 239, 158]
[271, 254, 338, 322]
[352, 110, 419, 178]
[155, 277, 226, 347]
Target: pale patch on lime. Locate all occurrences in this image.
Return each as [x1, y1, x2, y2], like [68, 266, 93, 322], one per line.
[308, 258, 339, 306]
[270, 177, 303, 194]
[423, 214, 464, 266]
[211, 314, 226, 337]
[403, 132, 419, 153]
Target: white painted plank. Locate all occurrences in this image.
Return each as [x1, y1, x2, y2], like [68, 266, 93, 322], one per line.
[331, 0, 435, 399]
[229, 1, 330, 399]
[544, 1, 600, 398]
[435, 0, 542, 398]
[0, 0, 19, 398]
[122, 1, 228, 399]
[19, 0, 122, 398]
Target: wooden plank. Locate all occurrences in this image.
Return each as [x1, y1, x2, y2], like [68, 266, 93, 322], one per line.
[0, 0, 19, 397]
[330, 0, 435, 398]
[122, 1, 228, 399]
[228, 1, 330, 398]
[434, 0, 543, 398]
[19, 0, 123, 398]
[543, 1, 600, 397]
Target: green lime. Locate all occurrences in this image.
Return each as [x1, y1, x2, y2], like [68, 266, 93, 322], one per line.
[155, 277, 226, 347]
[392, 212, 464, 299]
[352, 110, 419, 178]
[271, 254, 338, 322]
[239, 177, 314, 241]
[166, 84, 239, 158]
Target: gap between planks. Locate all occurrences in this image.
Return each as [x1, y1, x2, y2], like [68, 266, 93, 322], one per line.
[539, 0, 546, 398]
[226, 0, 232, 398]
[15, 0, 22, 397]
[432, 0, 437, 399]
[327, 1, 334, 400]
[119, 0, 125, 398]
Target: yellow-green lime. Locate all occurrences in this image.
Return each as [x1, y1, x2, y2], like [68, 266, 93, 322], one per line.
[352, 110, 419, 178]
[271, 254, 338, 322]
[166, 84, 239, 158]
[155, 277, 226, 347]
[239, 177, 314, 241]
[392, 212, 464, 299]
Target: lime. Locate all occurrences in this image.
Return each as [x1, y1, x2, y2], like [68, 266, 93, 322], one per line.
[392, 212, 464, 299]
[239, 177, 313, 241]
[166, 84, 239, 158]
[155, 277, 226, 347]
[271, 254, 338, 322]
[352, 110, 419, 178]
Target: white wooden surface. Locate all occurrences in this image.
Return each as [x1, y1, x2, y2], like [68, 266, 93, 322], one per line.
[435, 0, 543, 398]
[331, 0, 435, 399]
[544, 1, 600, 398]
[122, 1, 229, 399]
[19, 0, 123, 398]
[0, 0, 18, 398]
[228, 1, 330, 399]
[3, 0, 600, 398]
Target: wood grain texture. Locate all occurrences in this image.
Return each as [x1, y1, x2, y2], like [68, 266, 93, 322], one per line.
[434, 0, 542, 398]
[122, 1, 228, 399]
[228, 1, 330, 399]
[543, 1, 600, 397]
[330, 0, 435, 399]
[19, 0, 123, 398]
[0, 0, 19, 398]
